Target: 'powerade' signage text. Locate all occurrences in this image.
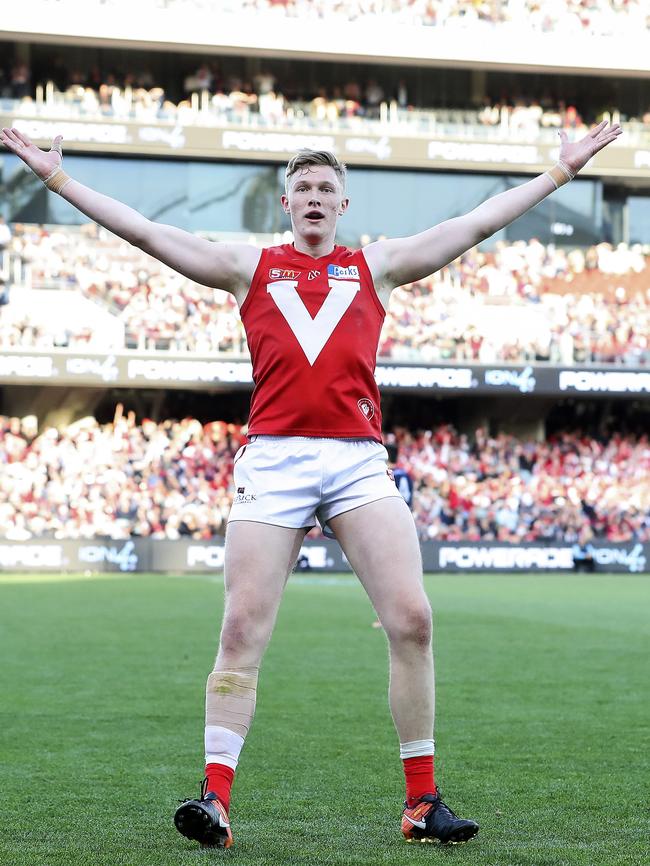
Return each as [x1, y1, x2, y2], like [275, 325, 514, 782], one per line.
[438, 546, 573, 570]
[0, 544, 63, 568]
[375, 366, 476, 389]
[559, 370, 650, 394]
[126, 359, 253, 383]
[0, 541, 648, 573]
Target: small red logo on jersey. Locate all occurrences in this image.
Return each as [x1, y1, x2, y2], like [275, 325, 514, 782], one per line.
[357, 398, 375, 420]
[269, 268, 300, 280]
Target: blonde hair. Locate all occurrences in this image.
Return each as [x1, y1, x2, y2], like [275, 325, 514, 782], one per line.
[285, 149, 347, 194]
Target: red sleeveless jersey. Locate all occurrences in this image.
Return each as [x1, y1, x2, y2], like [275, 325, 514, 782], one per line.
[240, 244, 385, 441]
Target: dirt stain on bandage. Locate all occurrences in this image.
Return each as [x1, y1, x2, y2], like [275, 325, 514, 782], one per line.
[206, 668, 259, 737]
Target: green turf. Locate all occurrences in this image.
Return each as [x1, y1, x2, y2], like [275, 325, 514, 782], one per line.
[1, 571, 648, 866]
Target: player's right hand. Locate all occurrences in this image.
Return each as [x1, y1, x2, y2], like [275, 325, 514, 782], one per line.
[0, 127, 63, 181]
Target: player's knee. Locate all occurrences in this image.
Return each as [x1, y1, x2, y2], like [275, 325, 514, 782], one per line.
[218, 609, 269, 660]
[385, 600, 432, 649]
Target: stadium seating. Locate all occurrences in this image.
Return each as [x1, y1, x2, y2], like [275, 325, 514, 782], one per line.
[14, 0, 647, 35]
[4, 67, 633, 144]
[1, 0, 648, 553]
[3, 224, 648, 365]
[1, 414, 647, 543]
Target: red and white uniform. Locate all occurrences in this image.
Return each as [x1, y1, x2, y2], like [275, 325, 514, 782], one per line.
[240, 244, 384, 442]
[230, 243, 402, 530]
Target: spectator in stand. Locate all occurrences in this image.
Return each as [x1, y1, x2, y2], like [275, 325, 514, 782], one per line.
[183, 63, 214, 97]
[9, 61, 30, 99]
[365, 79, 385, 118]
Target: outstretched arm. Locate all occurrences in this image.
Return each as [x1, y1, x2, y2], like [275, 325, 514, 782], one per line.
[0, 128, 260, 296]
[364, 121, 622, 298]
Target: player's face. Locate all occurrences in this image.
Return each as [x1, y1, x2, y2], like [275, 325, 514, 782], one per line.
[281, 166, 349, 244]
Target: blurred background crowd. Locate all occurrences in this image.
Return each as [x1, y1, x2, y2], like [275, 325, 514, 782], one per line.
[2, 222, 648, 365]
[1, 59, 628, 140]
[47, 0, 650, 35]
[1, 0, 649, 558]
[2, 57, 605, 136]
[1, 412, 647, 543]
[0, 39, 636, 138]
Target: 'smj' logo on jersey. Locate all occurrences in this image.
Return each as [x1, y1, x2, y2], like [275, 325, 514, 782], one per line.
[266, 278, 361, 365]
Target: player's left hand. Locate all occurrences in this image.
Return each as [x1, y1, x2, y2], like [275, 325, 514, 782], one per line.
[559, 120, 622, 175]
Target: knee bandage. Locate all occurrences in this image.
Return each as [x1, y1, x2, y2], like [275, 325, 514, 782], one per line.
[205, 667, 259, 739]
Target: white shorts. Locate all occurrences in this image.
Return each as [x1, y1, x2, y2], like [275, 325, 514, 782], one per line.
[228, 436, 402, 534]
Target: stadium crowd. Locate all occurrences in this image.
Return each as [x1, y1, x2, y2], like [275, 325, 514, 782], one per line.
[3, 223, 649, 365]
[1, 413, 647, 543]
[379, 240, 650, 365]
[2, 55, 621, 138]
[391, 423, 650, 543]
[0, 412, 245, 541]
[46, 0, 650, 35]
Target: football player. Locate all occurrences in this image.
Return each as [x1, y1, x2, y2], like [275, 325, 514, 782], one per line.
[1, 120, 621, 847]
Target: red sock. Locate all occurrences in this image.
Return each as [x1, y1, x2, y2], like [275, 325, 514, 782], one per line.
[205, 762, 235, 812]
[402, 755, 436, 807]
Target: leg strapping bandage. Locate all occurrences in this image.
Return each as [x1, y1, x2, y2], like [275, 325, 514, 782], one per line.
[205, 667, 259, 739]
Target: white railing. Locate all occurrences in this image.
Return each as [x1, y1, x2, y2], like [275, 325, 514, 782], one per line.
[2, 93, 641, 147]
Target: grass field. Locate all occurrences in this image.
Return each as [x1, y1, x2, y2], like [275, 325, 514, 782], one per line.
[1, 571, 648, 866]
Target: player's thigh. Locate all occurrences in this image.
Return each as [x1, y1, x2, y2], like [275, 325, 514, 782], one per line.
[328, 497, 430, 640]
[224, 519, 306, 624]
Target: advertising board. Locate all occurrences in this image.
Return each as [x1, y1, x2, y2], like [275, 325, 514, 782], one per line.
[0, 540, 646, 574]
[1, 350, 648, 396]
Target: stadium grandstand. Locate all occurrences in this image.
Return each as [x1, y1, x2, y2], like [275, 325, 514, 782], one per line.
[1, 0, 649, 575]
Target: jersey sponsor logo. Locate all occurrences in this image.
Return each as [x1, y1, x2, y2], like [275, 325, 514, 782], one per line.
[269, 268, 300, 280]
[357, 397, 375, 419]
[327, 264, 359, 280]
[307, 269, 320, 280]
[266, 278, 360, 365]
